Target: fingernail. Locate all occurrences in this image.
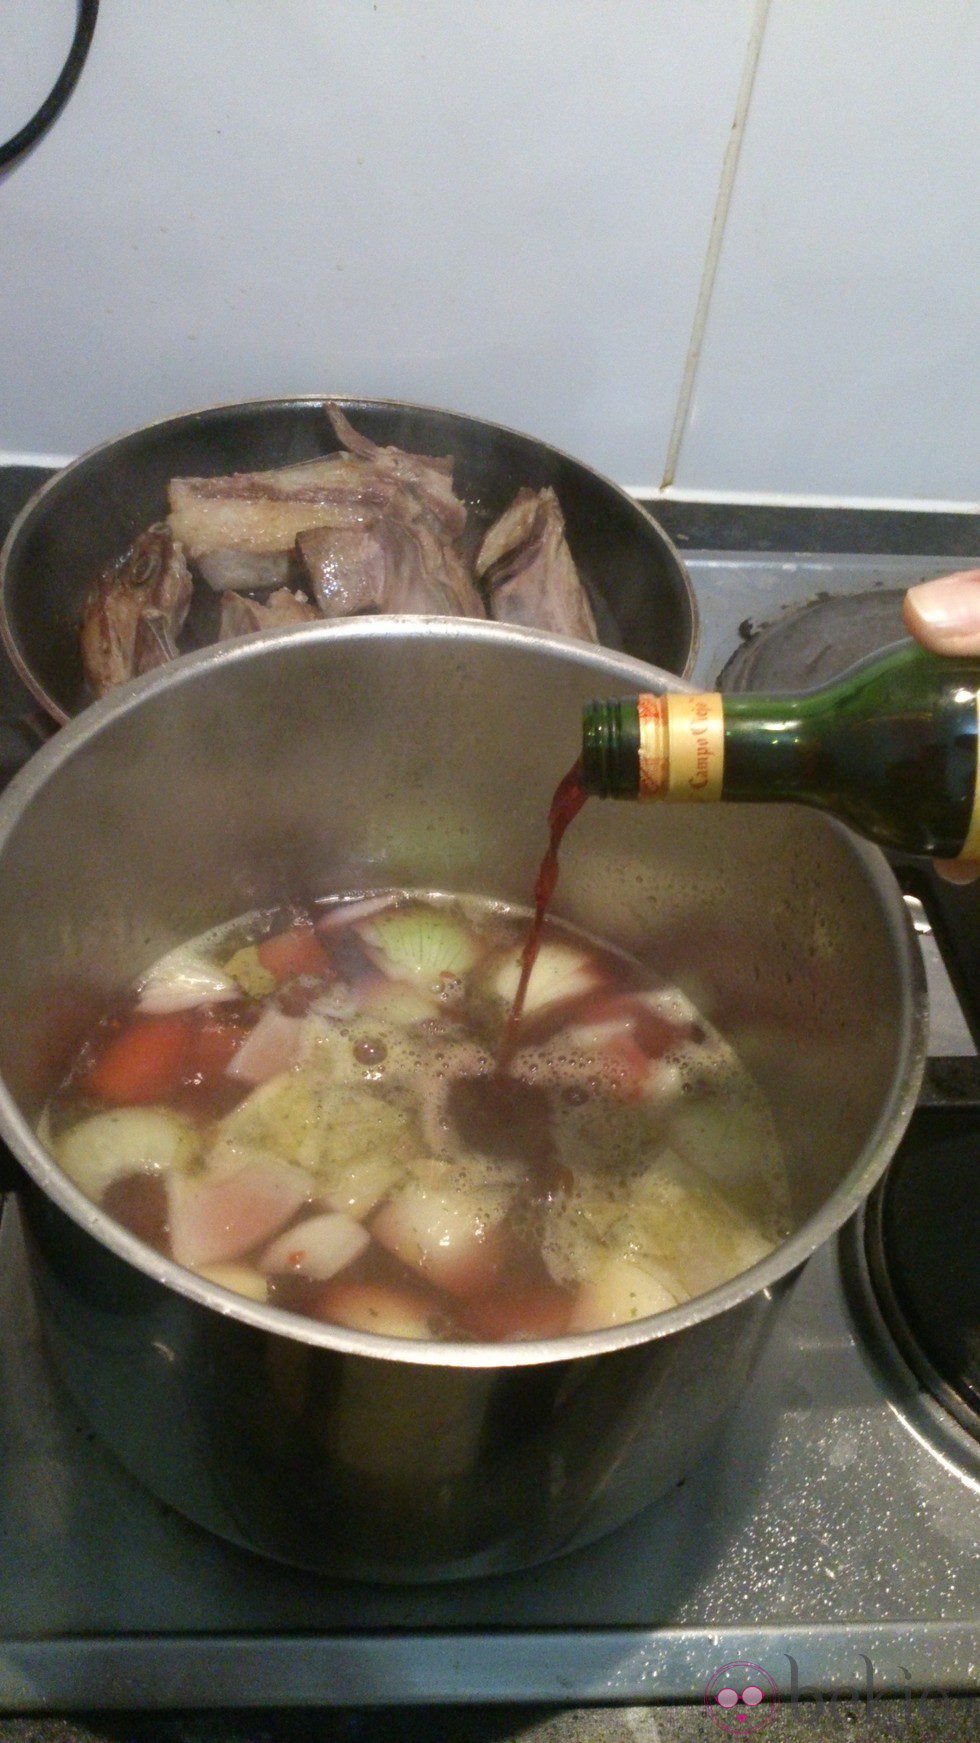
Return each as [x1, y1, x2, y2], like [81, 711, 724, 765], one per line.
[935, 857, 980, 885]
[904, 572, 980, 649]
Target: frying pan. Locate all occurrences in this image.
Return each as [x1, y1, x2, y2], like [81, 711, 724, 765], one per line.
[0, 397, 698, 723]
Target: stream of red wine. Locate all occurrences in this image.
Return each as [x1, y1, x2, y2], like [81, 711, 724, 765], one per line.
[498, 759, 588, 1072]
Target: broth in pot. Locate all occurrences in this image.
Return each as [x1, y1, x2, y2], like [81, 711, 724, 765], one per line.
[42, 891, 789, 1342]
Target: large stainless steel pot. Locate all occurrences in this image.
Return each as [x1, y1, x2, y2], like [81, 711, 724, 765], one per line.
[0, 620, 925, 1581]
[0, 396, 698, 722]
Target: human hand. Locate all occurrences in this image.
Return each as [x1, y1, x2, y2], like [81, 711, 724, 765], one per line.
[903, 569, 980, 881]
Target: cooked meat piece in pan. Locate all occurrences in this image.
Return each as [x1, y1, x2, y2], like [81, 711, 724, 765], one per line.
[168, 405, 468, 594]
[297, 489, 484, 619]
[325, 404, 467, 539]
[80, 523, 193, 696]
[218, 587, 319, 639]
[167, 456, 393, 593]
[476, 488, 598, 643]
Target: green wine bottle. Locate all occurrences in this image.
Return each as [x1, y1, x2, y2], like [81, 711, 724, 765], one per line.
[581, 641, 980, 860]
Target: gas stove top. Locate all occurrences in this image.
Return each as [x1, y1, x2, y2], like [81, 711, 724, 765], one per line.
[0, 469, 977, 1711]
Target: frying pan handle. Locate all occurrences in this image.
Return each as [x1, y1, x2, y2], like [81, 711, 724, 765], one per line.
[0, 1144, 23, 1195]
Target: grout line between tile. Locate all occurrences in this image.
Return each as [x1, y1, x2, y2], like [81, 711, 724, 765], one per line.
[660, 0, 772, 490]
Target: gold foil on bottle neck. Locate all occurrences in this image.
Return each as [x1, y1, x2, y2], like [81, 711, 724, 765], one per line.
[636, 692, 725, 801]
[956, 695, 980, 860]
[636, 695, 669, 797]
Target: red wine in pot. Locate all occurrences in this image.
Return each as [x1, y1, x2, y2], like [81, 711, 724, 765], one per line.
[499, 759, 588, 1069]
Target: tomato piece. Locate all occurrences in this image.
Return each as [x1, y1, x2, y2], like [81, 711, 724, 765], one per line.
[84, 1014, 192, 1105]
[256, 925, 329, 982]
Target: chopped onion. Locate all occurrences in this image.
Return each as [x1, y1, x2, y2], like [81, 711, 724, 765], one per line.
[261, 1211, 369, 1281]
[482, 940, 599, 1019]
[54, 1107, 198, 1202]
[358, 904, 477, 990]
[372, 1167, 511, 1298]
[138, 944, 237, 1014]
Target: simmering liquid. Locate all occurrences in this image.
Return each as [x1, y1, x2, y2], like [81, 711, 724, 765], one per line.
[41, 892, 788, 1341]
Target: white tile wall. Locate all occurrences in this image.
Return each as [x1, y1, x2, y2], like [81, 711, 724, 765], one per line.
[0, 0, 77, 142]
[0, 0, 754, 483]
[674, 0, 980, 504]
[3, 1, 976, 504]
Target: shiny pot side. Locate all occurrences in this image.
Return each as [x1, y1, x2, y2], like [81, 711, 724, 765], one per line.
[0, 620, 925, 1580]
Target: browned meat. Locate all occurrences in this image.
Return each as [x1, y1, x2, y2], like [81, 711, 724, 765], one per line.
[326, 404, 466, 538]
[297, 490, 484, 619]
[167, 456, 391, 592]
[133, 610, 179, 674]
[476, 488, 598, 643]
[80, 524, 193, 696]
[167, 410, 467, 593]
[218, 588, 318, 640]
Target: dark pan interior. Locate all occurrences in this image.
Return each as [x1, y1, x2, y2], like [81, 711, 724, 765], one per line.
[0, 398, 698, 721]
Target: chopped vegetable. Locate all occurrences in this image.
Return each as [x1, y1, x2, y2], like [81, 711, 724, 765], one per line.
[358, 903, 477, 991]
[567, 1252, 680, 1332]
[471, 940, 599, 1036]
[261, 1211, 370, 1281]
[318, 1150, 403, 1221]
[169, 1158, 311, 1269]
[625, 1150, 773, 1298]
[256, 924, 330, 983]
[296, 1084, 419, 1182]
[54, 1107, 198, 1201]
[226, 1008, 304, 1085]
[206, 1069, 322, 1173]
[83, 1014, 192, 1105]
[199, 1263, 269, 1302]
[137, 944, 238, 1015]
[312, 1278, 441, 1339]
[43, 888, 786, 1346]
[372, 1161, 512, 1297]
[207, 1073, 419, 1215]
[223, 945, 277, 998]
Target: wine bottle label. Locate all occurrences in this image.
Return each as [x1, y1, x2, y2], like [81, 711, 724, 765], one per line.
[637, 693, 725, 801]
[956, 698, 980, 859]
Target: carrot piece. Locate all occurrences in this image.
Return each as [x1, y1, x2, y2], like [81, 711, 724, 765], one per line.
[84, 1014, 192, 1105]
[256, 925, 329, 982]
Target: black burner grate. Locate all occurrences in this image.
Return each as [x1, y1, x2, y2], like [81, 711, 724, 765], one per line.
[718, 587, 908, 692]
[865, 1104, 980, 1441]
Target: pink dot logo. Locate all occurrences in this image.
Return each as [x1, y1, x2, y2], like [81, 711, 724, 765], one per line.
[705, 1662, 779, 1731]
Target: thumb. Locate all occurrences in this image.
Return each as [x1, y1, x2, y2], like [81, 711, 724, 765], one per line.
[903, 570, 980, 655]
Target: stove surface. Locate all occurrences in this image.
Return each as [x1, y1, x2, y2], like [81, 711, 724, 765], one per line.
[0, 1191, 976, 1708]
[0, 471, 977, 1710]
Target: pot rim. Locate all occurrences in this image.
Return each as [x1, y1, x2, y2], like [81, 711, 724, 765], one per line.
[0, 617, 927, 1369]
[0, 392, 700, 723]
